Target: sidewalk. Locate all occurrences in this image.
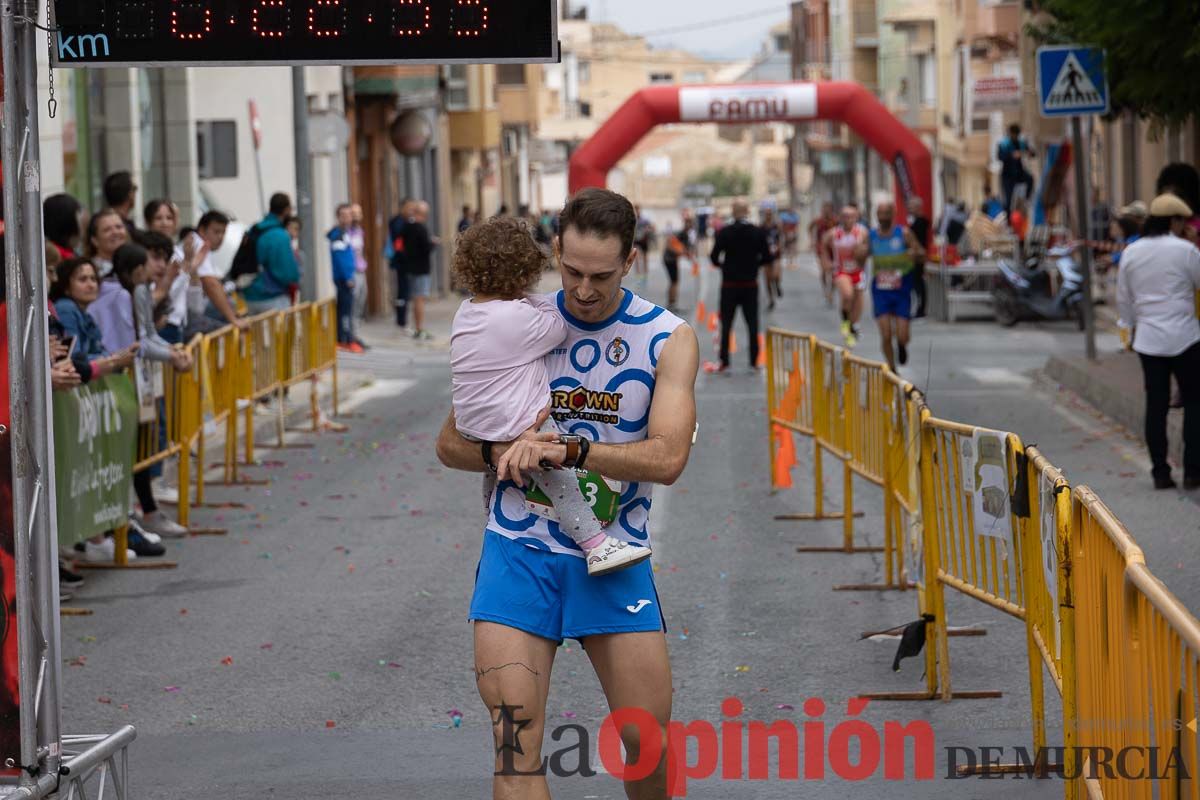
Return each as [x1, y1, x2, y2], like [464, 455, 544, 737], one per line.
[1044, 330, 1186, 478]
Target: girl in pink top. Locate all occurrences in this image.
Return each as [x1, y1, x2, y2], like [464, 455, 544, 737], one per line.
[449, 217, 649, 576]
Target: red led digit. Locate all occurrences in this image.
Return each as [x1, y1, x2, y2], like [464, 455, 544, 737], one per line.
[252, 0, 290, 39]
[390, 0, 432, 37]
[171, 0, 212, 41]
[307, 0, 347, 38]
[449, 0, 489, 38]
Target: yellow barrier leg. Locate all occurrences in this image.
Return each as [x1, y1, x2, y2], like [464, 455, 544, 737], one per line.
[311, 375, 320, 433]
[332, 361, 340, 417]
[813, 438, 823, 518]
[276, 385, 285, 447]
[842, 456, 854, 552]
[177, 451, 190, 529]
[244, 404, 255, 466]
[196, 430, 207, 506]
[114, 526, 128, 568]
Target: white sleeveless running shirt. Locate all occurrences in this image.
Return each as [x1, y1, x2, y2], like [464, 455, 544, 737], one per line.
[484, 289, 687, 557]
[832, 224, 867, 273]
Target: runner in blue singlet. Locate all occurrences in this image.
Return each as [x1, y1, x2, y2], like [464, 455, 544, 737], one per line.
[862, 201, 925, 371]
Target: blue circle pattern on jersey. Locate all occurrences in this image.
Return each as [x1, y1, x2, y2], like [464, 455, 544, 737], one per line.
[649, 331, 671, 367]
[605, 369, 655, 433]
[513, 537, 552, 552]
[551, 376, 581, 391]
[547, 520, 584, 552]
[491, 480, 539, 532]
[568, 421, 600, 441]
[570, 339, 602, 373]
[619, 497, 652, 540]
[620, 304, 666, 326]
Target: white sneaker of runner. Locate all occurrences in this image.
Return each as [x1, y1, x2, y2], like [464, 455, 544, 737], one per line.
[586, 536, 652, 577]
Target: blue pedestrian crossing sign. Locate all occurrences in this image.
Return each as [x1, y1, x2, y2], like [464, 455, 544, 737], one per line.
[1037, 46, 1109, 117]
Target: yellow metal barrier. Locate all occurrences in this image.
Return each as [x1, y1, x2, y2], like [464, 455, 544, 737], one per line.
[1070, 486, 1200, 799]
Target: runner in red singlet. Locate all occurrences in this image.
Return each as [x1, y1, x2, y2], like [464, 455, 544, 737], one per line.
[819, 204, 869, 347]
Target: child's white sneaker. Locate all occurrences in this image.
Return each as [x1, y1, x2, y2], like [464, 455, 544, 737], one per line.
[586, 536, 652, 577]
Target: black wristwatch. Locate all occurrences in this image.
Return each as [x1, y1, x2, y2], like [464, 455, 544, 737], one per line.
[481, 441, 497, 473]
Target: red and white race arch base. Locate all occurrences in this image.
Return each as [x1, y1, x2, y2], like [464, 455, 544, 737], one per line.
[568, 82, 932, 221]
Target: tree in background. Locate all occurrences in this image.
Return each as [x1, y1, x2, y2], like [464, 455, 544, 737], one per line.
[687, 167, 752, 198]
[1031, 0, 1200, 128]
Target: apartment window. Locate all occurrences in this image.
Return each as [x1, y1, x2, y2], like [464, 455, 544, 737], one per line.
[649, 72, 675, 84]
[196, 120, 237, 179]
[445, 64, 469, 110]
[774, 33, 790, 52]
[577, 61, 591, 84]
[579, 101, 592, 118]
[497, 64, 526, 86]
[971, 116, 991, 133]
[917, 54, 936, 107]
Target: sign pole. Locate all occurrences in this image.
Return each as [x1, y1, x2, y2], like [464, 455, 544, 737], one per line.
[292, 67, 318, 303]
[1070, 117, 1097, 361]
[2, 0, 64, 784]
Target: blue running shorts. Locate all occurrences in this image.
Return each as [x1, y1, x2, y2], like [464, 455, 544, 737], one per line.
[872, 274, 914, 319]
[469, 531, 665, 643]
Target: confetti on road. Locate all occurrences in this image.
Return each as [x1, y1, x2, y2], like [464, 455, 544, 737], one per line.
[220, 656, 234, 666]
[735, 665, 750, 673]
[776, 704, 795, 710]
[448, 709, 463, 728]
[164, 686, 181, 693]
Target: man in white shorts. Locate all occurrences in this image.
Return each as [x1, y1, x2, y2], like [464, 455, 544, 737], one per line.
[437, 188, 700, 799]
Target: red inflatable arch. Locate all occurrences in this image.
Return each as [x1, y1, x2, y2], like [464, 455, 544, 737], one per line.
[568, 82, 932, 222]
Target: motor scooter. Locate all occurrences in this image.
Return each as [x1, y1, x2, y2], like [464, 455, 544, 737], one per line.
[992, 243, 1085, 329]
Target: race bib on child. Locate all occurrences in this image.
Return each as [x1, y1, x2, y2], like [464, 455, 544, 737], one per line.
[525, 470, 621, 526]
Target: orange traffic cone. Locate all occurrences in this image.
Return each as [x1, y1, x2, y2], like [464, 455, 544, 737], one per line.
[729, 331, 738, 355]
[695, 300, 707, 324]
[691, 259, 700, 277]
[707, 312, 719, 333]
[756, 335, 767, 367]
[773, 426, 795, 489]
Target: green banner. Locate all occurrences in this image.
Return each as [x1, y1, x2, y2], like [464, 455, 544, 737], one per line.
[53, 374, 138, 546]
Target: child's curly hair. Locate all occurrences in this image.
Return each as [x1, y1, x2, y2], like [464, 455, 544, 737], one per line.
[452, 217, 548, 299]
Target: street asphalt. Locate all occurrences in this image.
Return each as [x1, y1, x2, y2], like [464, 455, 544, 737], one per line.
[56, 252, 1195, 798]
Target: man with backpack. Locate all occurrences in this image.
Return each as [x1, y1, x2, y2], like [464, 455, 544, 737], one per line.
[240, 192, 301, 314]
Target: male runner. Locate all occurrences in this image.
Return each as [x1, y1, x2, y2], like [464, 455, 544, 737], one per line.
[809, 201, 838, 307]
[436, 188, 700, 800]
[820, 204, 869, 347]
[858, 201, 925, 371]
[662, 208, 696, 311]
[711, 200, 772, 371]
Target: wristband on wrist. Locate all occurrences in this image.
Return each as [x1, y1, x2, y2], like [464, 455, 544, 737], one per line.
[575, 437, 591, 471]
[481, 441, 497, 473]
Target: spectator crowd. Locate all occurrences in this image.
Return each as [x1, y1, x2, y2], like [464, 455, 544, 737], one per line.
[4, 170, 375, 597]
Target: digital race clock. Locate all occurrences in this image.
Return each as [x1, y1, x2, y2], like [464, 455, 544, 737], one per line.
[51, 0, 559, 66]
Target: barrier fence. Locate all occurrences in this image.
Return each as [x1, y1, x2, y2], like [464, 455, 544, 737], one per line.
[68, 299, 340, 569]
[766, 329, 1200, 798]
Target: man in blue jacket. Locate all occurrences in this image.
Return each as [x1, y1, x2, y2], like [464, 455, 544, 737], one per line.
[329, 203, 360, 352]
[243, 192, 301, 314]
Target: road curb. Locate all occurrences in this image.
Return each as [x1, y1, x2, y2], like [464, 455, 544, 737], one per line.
[1044, 353, 1184, 472]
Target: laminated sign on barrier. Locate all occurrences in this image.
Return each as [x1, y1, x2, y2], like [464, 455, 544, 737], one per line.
[1038, 467, 1060, 652]
[959, 427, 1013, 542]
[53, 375, 139, 546]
